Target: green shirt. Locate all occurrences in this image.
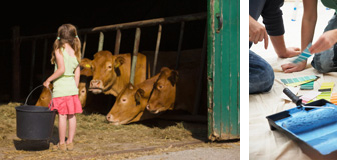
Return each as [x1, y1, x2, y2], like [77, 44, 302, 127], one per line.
[321, 0, 337, 12]
[53, 48, 79, 98]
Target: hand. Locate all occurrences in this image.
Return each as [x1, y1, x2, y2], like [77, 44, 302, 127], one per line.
[283, 47, 301, 58]
[309, 30, 337, 54]
[43, 80, 50, 88]
[281, 60, 307, 73]
[249, 16, 269, 49]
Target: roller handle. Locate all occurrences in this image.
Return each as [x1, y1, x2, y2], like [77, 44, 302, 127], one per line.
[283, 88, 302, 106]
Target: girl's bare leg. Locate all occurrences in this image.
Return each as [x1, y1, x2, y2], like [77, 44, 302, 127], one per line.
[58, 114, 67, 144]
[67, 114, 76, 144]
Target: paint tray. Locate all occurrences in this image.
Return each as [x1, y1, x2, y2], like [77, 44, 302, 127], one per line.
[266, 99, 337, 159]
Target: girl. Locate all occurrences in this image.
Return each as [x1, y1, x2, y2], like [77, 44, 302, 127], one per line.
[43, 24, 82, 151]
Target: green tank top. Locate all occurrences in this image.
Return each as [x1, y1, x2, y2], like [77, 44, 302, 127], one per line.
[321, 0, 337, 12]
[53, 48, 79, 98]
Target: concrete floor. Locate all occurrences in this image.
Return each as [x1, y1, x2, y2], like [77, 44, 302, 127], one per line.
[128, 143, 240, 160]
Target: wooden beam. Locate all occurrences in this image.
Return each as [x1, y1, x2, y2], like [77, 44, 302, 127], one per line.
[81, 34, 87, 58]
[175, 22, 185, 70]
[114, 29, 121, 55]
[92, 12, 206, 32]
[12, 26, 21, 101]
[152, 25, 162, 76]
[98, 32, 104, 52]
[29, 40, 36, 91]
[130, 28, 141, 85]
[19, 13, 206, 41]
[42, 39, 48, 82]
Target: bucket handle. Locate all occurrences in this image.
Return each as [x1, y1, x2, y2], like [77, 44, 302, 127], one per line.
[25, 84, 54, 110]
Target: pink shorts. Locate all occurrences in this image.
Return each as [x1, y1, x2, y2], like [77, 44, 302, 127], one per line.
[49, 95, 83, 115]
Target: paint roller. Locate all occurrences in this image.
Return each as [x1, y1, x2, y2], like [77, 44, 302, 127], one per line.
[283, 88, 334, 110]
[282, 88, 337, 134]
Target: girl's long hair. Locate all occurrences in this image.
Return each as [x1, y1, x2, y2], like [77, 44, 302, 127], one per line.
[51, 24, 81, 64]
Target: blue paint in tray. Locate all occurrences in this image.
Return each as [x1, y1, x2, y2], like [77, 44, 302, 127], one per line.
[274, 103, 337, 155]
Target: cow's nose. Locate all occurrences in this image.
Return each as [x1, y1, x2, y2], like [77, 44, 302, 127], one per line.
[90, 80, 98, 87]
[90, 80, 95, 87]
[106, 114, 114, 122]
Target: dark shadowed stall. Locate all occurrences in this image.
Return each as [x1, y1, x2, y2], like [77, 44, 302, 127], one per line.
[0, 0, 206, 103]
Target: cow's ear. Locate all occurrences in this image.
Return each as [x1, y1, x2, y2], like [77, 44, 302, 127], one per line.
[128, 83, 134, 90]
[134, 88, 145, 106]
[160, 67, 169, 72]
[114, 56, 125, 68]
[114, 56, 125, 77]
[167, 70, 179, 87]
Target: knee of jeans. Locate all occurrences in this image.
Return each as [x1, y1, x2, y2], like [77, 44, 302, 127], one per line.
[312, 55, 332, 73]
[261, 72, 274, 92]
[249, 68, 274, 94]
[249, 80, 274, 94]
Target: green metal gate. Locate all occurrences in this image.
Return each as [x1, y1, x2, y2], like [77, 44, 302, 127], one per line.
[207, 0, 240, 141]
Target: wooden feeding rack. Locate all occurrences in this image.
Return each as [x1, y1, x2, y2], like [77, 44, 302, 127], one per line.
[11, 13, 207, 116]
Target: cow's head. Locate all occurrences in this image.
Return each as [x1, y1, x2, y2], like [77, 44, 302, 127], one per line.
[89, 51, 125, 94]
[78, 58, 93, 107]
[146, 67, 178, 114]
[106, 83, 146, 125]
[79, 58, 93, 77]
[35, 83, 53, 107]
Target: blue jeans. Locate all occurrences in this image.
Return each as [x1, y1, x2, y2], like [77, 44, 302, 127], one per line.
[311, 14, 337, 73]
[249, 50, 275, 94]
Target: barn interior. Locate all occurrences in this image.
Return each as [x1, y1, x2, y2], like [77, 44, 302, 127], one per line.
[0, 0, 207, 117]
[0, 2, 240, 158]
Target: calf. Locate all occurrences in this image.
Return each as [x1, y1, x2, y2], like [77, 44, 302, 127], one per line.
[106, 74, 160, 125]
[146, 67, 178, 114]
[146, 65, 198, 114]
[78, 58, 93, 107]
[35, 83, 53, 107]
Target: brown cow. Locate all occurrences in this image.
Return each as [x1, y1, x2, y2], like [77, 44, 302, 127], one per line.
[106, 74, 160, 125]
[89, 50, 147, 96]
[146, 67, 178, 114]
[145, 64, 198, 114]
[142, 49, 204, 114]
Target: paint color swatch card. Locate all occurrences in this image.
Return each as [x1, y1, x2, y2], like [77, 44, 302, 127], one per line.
[300, 81, 314, 90]
[331, 93, 337, 105]
[318, 82, 335, 92]
[316, 82, 335, 101]
[316, 92, 332, 101]
[292, 43, 312, 64]
[280, 75, 317, 87]
[301, 91, 321, 104]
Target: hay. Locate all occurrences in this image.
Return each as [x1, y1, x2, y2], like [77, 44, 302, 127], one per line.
[0, 102, 223, 159]
[0, 103, 20, 145]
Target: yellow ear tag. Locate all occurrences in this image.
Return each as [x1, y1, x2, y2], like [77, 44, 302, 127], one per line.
[85, 64, 91, 68]
[115, 63, 120, 68]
